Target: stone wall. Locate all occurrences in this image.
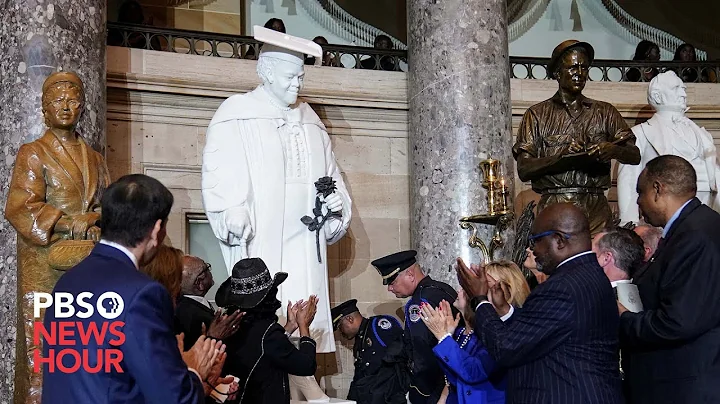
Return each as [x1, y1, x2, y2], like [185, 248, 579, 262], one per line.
[106, 46, 720, 397]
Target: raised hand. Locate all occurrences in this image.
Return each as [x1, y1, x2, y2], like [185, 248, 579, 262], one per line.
[206, 309, 244, 340]
[420, 302, 452, 341]
[182, 335, 225, 381]
[456, 257, 489, 298]
[284, 299, 303, 334]
[487, 273, 511, 316]
[297, 295, 319, 337]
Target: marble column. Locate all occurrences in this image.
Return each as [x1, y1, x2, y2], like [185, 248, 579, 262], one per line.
[408, 0, 515, 284]
[0, 0, 106, 402]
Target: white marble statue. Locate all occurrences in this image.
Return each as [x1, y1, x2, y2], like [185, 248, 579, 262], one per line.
[618, 70, 720, 223]
[201, 28, 352, 354]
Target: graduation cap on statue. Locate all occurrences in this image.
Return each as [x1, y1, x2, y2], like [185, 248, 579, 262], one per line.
[253, 25, 322, 66]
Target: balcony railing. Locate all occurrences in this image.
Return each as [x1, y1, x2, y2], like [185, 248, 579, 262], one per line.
[107, 23, 720, 83]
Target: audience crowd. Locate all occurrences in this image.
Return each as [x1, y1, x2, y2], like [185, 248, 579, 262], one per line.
[41, 151, 720, 404]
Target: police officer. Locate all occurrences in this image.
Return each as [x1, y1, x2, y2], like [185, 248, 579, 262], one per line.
[372, 250, 459, 404]
[331, 299, 405, 403]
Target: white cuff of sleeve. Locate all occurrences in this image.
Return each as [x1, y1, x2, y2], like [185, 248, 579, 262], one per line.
[475, 301, 514, 322]
[500, 305, 514, 322]
[188, 367, 202, 382]
[475, 300, 492, 312]
[437, 333, 453, 344]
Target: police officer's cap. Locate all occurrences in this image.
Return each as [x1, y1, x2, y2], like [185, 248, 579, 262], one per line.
[371, 250, 417, 286]
[331, 299, 359, 330]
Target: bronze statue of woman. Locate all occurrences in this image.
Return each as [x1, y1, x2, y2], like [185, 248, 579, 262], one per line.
[5, 71, 110, 403]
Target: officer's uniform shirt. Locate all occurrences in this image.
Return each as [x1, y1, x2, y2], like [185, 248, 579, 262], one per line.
[403, 276, 459, 403]
[348, 315, 404, 398]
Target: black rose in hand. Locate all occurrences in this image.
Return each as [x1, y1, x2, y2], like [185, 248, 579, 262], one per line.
[301, 176, 342, 263]
[315, 177, 337, 198]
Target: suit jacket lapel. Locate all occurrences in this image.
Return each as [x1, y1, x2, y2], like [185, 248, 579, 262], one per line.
[38, 130, 85, 199]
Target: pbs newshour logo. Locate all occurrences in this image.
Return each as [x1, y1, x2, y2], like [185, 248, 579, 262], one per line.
[34, 292, 126, 374]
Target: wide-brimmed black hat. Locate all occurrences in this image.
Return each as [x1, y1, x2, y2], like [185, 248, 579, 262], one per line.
[215, 258, 288, 309]
[548, 39, 595, 77]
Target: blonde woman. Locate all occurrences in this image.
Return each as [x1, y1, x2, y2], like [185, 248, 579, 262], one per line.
[421, 261, 530, 404]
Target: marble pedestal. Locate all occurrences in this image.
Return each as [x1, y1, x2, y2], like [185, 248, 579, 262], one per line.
[407, 0, 515, 284]
[0, 0, 106, 402]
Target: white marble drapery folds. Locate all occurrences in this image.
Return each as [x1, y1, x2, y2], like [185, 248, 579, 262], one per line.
[201, 87, 352, 353]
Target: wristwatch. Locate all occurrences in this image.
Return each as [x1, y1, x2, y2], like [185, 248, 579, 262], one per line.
[470, 295, 489, 309]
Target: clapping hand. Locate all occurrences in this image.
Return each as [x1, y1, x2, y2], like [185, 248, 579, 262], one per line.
[284, 299, 303, 334]
[297, 295, 319, 337]
[180, 335, 225, 381]
[204, 309, 244, 340]
[420, 300, 460, 341]
[486, 273, 511, 316]
[456, 258, 489, 298]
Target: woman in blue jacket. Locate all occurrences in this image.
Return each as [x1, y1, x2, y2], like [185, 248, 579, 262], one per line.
[421, 260, 530, 404]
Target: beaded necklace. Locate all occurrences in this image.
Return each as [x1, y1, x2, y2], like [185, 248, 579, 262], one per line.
[444, 327, 474, 386]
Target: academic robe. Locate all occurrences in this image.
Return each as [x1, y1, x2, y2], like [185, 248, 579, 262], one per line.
[5, 129, 109, 403]
[618, 114, 720, 223]
[201, 87, 352, 353]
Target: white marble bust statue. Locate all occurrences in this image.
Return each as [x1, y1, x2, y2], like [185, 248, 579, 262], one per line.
[201, 27, 352, 400]
[618, 71, 720, 223]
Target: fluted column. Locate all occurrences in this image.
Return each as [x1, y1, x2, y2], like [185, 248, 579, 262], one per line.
[0, 0, 106, 402]
[408, 0, 515, 283]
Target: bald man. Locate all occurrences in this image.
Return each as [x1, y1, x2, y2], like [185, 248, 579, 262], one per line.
[458, 203, 622, 404]
[175, 256, 242, 349]
[620, 155, 720, 404]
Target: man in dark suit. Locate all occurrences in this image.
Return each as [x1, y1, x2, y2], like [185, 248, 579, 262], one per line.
[42, 174, 225, 403]
[458, 203, 623, 404]
[620, 155, 720, 403]
[175, 255, 242, 349]
[374, 250, 459, 403]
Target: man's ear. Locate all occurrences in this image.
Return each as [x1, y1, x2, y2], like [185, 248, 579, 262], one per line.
[266, 70, 275, 84]
[150, 219, 163, 246]
[653, 180, 663, 201]
[650, 90, 664, 106]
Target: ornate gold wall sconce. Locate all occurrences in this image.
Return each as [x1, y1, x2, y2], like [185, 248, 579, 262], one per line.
[459, 158, 514, 264]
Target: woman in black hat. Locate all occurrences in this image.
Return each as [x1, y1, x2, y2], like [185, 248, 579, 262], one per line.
[216, 258, 319, 404]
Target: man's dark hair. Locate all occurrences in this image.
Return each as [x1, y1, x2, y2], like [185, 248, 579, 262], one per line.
[643, 155, 697, 197]
[100, 174, 173, 247]
[597, 227, 645, 277]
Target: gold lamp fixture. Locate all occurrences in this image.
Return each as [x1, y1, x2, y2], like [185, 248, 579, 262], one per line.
[459, 158, 514, 264]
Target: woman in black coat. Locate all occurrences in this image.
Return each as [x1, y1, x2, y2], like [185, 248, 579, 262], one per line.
[215, 258, 319, 404]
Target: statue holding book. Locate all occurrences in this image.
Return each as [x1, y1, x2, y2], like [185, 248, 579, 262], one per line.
[513, 40, 641, 233]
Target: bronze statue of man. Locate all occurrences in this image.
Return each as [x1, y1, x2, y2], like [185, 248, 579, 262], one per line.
[5, 71, 110, 403]
[513, 40, 641, 233]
